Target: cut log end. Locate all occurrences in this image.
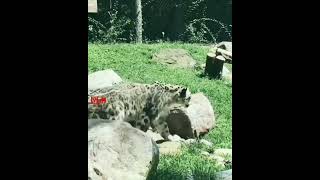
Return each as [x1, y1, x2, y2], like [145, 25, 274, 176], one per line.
[216, 55, 226, 61]
[207, 52, 216, 58]
[205, 53, 225, 79]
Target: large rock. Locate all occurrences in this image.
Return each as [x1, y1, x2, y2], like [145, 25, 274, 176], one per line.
[152, 48, 196, 69]
[166, 108, 194, 139]
[88, 69, 123, 90]
[166, 93, 215, 139]
[88, 120, 159, 180]
[185, 93, 216, 137]
[145, 92, 215, 141]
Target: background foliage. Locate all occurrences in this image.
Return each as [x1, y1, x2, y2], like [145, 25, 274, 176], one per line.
[88, 0, 232, 43]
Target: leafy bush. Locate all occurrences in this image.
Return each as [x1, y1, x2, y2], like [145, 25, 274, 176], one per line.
[183, 18, 232, 43]
[88, 0, 232, 43]
[88, 1, 135, 43]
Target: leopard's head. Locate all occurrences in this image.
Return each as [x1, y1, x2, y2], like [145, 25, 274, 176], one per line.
[174, 86, 192, 108]
[153, 81, 191, 107]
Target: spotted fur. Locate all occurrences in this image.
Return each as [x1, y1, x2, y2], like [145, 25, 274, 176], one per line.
[88, 82, 191, 140]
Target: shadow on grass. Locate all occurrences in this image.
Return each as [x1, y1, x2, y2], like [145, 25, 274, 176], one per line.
[197, 73, 207, 78]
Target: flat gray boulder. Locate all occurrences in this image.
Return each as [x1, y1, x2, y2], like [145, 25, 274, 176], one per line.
[88, 69, 123, 90]
[88, 121, 159, 180]
[152, 48, 196, 69]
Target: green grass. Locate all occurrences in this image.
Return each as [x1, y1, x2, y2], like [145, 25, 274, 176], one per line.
[88, 42, 232, 178]
[150, 147, 218, 180]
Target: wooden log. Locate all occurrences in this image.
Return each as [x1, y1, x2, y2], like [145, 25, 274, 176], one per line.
[217, 48, 232, 58]
[205, 53, 225, 79]
[209, 47, 232, 64]
[209, 47, 232, 57]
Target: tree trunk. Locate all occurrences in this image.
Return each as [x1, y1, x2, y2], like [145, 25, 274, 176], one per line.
[135, 0, 143, 43]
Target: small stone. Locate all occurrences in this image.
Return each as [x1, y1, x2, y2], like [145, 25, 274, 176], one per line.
[158, 141, 182, 155]
[215, 169, 232, 180]
[184, 139, 196, 144]
[214, 149, 232, 158]
[200, 151, 210, 156]
[168, 134, 185, 142]
[200, 139, 213, 147]
[146, 130, 164, 142]
[208, 155, 225, 169]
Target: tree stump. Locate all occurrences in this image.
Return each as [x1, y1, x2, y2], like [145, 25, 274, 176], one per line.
[205, 52, 226, 79]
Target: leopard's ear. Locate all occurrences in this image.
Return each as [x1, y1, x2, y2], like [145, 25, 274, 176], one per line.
[179, 88, 188, 98]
